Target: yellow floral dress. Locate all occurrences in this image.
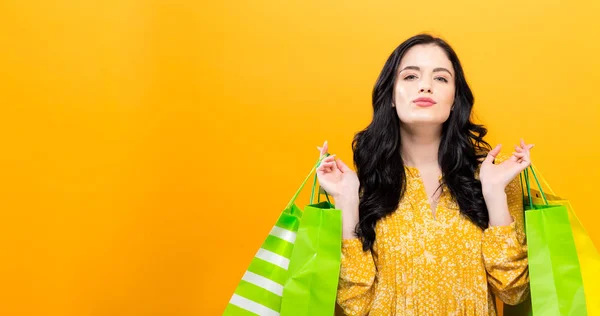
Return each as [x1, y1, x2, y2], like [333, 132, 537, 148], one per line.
[337, 159, 529, 315]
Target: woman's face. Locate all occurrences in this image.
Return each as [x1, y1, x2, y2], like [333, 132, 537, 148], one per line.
[393, 44, 456, 126]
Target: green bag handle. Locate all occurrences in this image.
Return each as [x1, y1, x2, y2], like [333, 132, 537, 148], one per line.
[520, 165, 549, 208]
[284, 153, 332, 210]
[310, 172, 332, 205]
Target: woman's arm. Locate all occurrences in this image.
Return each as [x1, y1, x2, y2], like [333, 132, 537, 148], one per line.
[335, 200, 377, 315]
[337, 239, 377, 315]
[315, 142, 376, 314]
[481, 174, 529, 305]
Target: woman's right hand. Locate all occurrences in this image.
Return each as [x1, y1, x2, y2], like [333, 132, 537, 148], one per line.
[316, 141, 360, 202]
[316, 141, 360, 239]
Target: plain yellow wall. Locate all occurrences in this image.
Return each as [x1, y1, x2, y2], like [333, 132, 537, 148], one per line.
[1, 0, 598, 315]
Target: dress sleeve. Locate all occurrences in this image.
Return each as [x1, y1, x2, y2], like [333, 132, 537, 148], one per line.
[481, 171, 530, 305]
[336, 238, 377, 315]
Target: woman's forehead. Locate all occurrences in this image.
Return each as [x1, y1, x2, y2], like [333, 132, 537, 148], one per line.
[399, 44, 453, 71]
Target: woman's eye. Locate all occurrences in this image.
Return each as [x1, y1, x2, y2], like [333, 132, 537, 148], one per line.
[435, 77, 449, 83]
[403, 75, 417, 80]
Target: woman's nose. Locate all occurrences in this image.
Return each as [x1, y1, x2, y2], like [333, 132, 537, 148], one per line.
[419, 87, 432, 93]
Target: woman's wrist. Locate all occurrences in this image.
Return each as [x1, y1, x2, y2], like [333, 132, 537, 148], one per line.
[483, 190, 513, 226]
[335, 193, 359, 208]
[481, 183, 506, 198]
[335, 194, 360, 239]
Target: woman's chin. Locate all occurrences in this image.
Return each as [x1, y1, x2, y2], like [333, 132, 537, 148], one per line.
[401, 116, 448, 126]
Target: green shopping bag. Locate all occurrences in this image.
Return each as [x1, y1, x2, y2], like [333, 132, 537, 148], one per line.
[280, 184, 342, 315]
[504, 166, 587, 316]
[223, 155, 342, 315]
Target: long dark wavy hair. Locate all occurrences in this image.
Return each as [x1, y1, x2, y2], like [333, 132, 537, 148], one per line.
[352, 34, 492, 251]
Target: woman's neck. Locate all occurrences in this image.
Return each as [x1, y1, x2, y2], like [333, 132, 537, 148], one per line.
[400, 124, 442, 170]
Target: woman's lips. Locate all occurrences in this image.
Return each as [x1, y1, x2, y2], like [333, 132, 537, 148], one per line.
[412, 97, 436, 107]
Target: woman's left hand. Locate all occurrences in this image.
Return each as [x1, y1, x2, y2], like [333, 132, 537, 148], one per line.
[479, 139, 534, 195]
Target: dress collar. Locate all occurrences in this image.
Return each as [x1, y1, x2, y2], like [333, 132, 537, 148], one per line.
[403, 165, 443, 181]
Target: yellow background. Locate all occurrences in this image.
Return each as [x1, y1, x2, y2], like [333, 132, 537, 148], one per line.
[1, 0, 598, 315]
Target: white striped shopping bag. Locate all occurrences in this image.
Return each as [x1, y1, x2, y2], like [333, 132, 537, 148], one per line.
[223, 155, 331, 315]
[225, 209, 301, 315]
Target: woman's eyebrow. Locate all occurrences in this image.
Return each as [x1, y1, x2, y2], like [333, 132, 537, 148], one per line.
[433, 67, 453, 77]
[399, 66, 420, 73]
[399, 66, 453, 77]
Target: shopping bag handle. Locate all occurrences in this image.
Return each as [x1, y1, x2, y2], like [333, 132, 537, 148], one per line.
[520, 164, 550, 208]
[530, 164, 557, 196]
[310, 172, 332, 205]
[284, 153, 331, 210]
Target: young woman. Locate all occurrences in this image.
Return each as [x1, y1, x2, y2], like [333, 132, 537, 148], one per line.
[316, 34, 531, 315]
